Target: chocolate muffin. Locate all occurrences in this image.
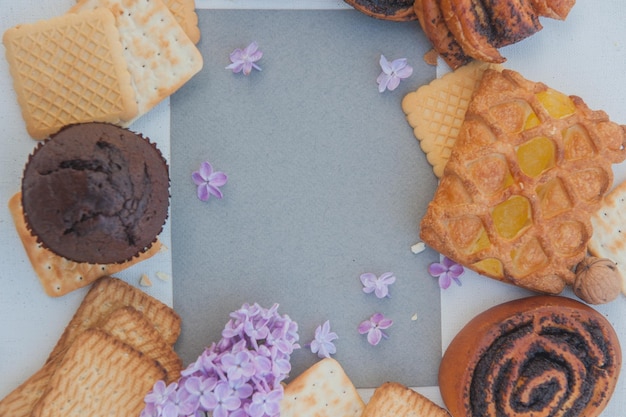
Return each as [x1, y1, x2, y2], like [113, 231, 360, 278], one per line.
[21, 122, 169, 264]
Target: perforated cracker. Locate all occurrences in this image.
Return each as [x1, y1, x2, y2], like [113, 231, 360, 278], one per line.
[362, 382, 450, 417]
[8, 192, 163, 297]
[402, 61, 501, 177]
[70, 0, 203, 122]
[420, 69, 626, 294]
[162, 0, 200, 43]
[2, 8, 137, 139]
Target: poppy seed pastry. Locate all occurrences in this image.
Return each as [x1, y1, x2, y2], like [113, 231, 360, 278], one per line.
[439, 296, 621, 417]
[21, 122, 169, 264]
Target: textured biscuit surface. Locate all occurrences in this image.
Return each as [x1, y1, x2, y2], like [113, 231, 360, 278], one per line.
[2, 8, 137, 139]
[280, 358, 364, 417]
[402, 61, 500, 177]
[9, 192, 163, 297]
[31, 329, 165, 417]
[588, 179, 626, 294]
[162, 0, 200, 43]
[362, 382, 450, 417]
[71, 0, 203, 122]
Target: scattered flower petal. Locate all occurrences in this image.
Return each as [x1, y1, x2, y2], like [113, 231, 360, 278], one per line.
[360, 272, 396, 298]
[358, 313, 393, 346]
[192, 161, 228, 202]
[376, 54, 413, 93]
[308, 320, 338, 358]
[429, 256, 464, 289]
[226, 41, 263, 75]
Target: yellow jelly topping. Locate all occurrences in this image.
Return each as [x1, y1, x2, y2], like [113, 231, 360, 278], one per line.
[517, 136, 555, 177]
[492, 195, 531, 239]
[472, 258, 504, 278]
[536, 88, 577, 119]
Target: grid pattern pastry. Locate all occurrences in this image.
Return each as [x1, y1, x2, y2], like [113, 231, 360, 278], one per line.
[402, 61, 501, 178]
[2, 9, 137, 139]
[420, 69, 626, 294]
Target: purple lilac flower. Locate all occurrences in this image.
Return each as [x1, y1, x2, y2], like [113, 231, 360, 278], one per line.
[226, 42, 263, 75]
[141, 303, 299, 417]
[360, 272, 396, 298]
[376, 55, 413, 93]
[358, 313, 393, 346]
[192, 161, 227, 201]
[308, 320, 338, 359]
[428, 256, 464, 289]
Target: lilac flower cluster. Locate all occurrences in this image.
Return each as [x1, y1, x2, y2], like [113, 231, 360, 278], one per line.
[141, 303, 300, 417]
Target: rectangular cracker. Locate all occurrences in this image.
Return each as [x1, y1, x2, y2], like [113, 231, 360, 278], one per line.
[0, 306, 180, 417]
[47, 276, 181, 362]
[8, 192, 164, 297]
[31, 329, 165, 417]
[589, 179, 626, 294]
[70, 0, 203, 122]
[361, 382, 450, 417]
[162, 0, 200, 43]
[2, 8, 137, 139]
[280, 358, 364, 417]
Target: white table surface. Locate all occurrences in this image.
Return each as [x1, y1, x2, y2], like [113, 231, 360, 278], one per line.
[1, 0, 625, 415]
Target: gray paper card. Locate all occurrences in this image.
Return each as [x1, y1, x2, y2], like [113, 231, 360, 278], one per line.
[171, 9, 440, 388]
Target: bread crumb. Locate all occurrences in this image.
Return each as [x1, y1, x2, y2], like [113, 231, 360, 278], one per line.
[423, 48, 439, 66]
[411, 242, 426, 254]
[139, 273, 152, 287]
[411, 313, 418, 321]
[156, 271, 171, 281]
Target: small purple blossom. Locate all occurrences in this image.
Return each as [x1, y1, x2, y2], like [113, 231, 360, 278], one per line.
[141, 303, 299, 417]
[308, 320, 338, 358]
[192, 161, 228, 202]
[226, 42, 263, 75]
[360, 272, 396, 298]
[376, 55, 413, 93]
[428, 256, 464, 289]
[358, 313, 393, 346]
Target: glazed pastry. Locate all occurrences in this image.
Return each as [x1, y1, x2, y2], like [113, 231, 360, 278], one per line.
[420, 69, 626, 294]
[439, 296, 621, 417]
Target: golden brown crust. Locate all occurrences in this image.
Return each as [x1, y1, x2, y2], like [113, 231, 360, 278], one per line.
[531, 0, 576, 19]
[420, 69, 626, 294]
[439, 296, 621, 417]
[483, 0, 543, 47]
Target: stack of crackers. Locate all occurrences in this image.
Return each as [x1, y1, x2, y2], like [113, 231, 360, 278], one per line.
[3, 0, 202, 139]
[0, 276, 182, 417]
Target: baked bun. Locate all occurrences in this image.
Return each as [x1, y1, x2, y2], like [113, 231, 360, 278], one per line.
[344, 0, 417, 21]
[439, 296, 621, 417]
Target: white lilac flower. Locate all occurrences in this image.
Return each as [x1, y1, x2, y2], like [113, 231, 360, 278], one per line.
[309, 320, 338, 359]
[360, 272, 396, 298]
[376, 54, 413, 93]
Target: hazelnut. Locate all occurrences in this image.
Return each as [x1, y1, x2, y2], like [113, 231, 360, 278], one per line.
[573, 257, 622, 304]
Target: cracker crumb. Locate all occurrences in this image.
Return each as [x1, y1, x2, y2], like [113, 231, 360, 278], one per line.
[411, 242, 426, 254]
[156, 271, 171, 281]
[411, 313, 418, 321]
[423, 48, 439, 66]
[139, 273, 152, 287]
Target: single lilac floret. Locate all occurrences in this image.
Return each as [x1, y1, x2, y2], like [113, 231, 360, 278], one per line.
[428, 256, 464, 289]
[376, 55, 413, 93]
[308, 320, 338, 358]
[192, 161, 227, 202]
[358, 313, 393, 346]
[360, 272, 396, 298]
[226, 42, 263, 75]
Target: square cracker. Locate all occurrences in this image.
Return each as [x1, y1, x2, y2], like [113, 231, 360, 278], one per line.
[589, 179, 626, 294]
[70, 0, 203, 122]
[280, 358, 364, 417]
[162, 0, 200, 43]
[47, 276, 181, 362]
[362, 382, 450, 417]
[8, 192, 163, 297]
[31, 329, 165, 417]
[2, 8, 137, 139]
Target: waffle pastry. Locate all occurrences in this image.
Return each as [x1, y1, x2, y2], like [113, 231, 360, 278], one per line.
[420, 69, 626, 294]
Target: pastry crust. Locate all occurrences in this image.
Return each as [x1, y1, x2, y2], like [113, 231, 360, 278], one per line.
[439, 296, 621, 417]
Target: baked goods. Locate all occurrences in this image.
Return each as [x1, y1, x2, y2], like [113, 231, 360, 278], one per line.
[158, 0, 200, 43]
[420, 69, 626, 294]
[0, 276, 181, 417]
[70, 0, 203, 123]
[588, 179, 626, 294]
[402, 60, 500, 177]
[2, 8, 137, 139]
[8, 192, 164, 296]
[414, 0, 575, 68]
[21, 122, 170, 265]
[344, 0, 417, 21]
[439, 295, 621, 417]
[280, 358, 365, 417]
[362, 382, 450, 417]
